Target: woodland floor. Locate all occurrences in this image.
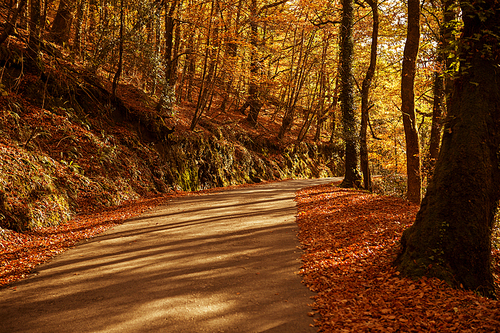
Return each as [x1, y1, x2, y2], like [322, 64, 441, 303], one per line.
[1, 180, 499, 332]
[297, 183, 500, 332]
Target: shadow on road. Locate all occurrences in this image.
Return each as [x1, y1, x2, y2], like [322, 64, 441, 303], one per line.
[0, 178, 339, 333]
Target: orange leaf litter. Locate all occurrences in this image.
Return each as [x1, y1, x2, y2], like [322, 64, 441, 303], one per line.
[296, 183, 500, 332]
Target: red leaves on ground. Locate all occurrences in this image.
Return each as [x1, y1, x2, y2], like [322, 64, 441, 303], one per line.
[296, 184, 500, 332]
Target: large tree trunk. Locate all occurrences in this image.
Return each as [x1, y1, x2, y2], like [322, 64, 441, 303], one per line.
[50, 0, 74, 45]
[339, 0, 361, 188]
[426, 0, 456, 175]
[396, 0, 500, 299]
[427, 71, 444, 168]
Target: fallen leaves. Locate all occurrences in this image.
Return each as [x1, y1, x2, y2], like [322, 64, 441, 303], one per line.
[296, 184, 500, 332]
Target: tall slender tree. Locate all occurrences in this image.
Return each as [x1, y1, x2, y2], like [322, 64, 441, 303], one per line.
[339, 0, 361, 188]
[401, 0, 421, 203]
[359, 0, 379, 191]
[0, 0, 27, 46]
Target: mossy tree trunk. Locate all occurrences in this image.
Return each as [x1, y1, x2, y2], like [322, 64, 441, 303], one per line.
[396, 0, 500, 299]
[339, 0, 361, 188]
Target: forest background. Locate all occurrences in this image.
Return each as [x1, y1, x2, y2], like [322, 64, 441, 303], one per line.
[1, 0, 500, 296]
[0, 0, 455, 229]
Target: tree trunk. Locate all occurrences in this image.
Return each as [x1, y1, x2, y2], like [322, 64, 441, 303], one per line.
[359, 0, 378, 192]
[111, 0, 124, 99]
[246, 0, 262, 126]
[156, 0, 179, 113]
[328, 72, 340, 143]
[314, 33, 330, 142]
[426, 0, 456, 176]
[72, 0, 86, 54]
[401, 0, 421, 203]
[428, 71, 444, 168]
[396, 0, 500, 299]
[339, 0, 361, 188]
[0, 0, 27, 46]
[28, 0, 42, 62]
[50, 0, 74, 45]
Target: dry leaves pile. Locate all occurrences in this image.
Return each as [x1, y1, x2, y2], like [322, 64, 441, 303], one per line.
[296, 184, 500, 332]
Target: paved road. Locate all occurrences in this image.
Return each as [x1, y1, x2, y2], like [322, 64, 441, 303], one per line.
[0, 178, 339, 333]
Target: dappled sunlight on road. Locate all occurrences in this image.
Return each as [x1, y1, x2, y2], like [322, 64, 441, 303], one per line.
[0, 178, 339, 333]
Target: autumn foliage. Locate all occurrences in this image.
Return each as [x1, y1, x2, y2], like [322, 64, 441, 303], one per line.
[296, 183, 500, 332]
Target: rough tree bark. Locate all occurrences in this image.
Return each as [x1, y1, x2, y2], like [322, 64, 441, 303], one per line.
[50, 0, 74, 45]
[427, 0, 456, 174]
[72, 0, 86, 54]
[339, 0, 361, 188]
[28, 0, 42, 61]
[396, 0, 500, 299]
[401, 0, 421, 203]
[359, 0, 378, 191]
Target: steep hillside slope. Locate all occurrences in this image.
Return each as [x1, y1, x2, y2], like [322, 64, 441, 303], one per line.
[0, 41, 342, 231]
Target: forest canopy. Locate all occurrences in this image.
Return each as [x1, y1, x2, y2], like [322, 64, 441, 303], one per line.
[1, 0, 451, 186]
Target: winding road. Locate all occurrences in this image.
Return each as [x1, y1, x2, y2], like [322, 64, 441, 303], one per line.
[0, 178, 339, 333]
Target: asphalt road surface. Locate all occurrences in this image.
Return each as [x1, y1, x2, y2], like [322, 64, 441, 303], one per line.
[0, 177, 339, 333]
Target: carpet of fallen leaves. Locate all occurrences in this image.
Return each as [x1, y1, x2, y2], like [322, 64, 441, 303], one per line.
[296, 184, 500, 333]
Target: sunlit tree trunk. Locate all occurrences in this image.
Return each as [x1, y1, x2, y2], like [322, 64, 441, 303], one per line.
[401, 0, 421, 203]
[72, 0, 86, 54]
[339, 0, 361, 188]
[278, 28, 314, 140]
[397, 0, 500, 299]
[359, 0, 378, 191]
[314, 32, 331, 142]
[328, 72, 340, 143]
